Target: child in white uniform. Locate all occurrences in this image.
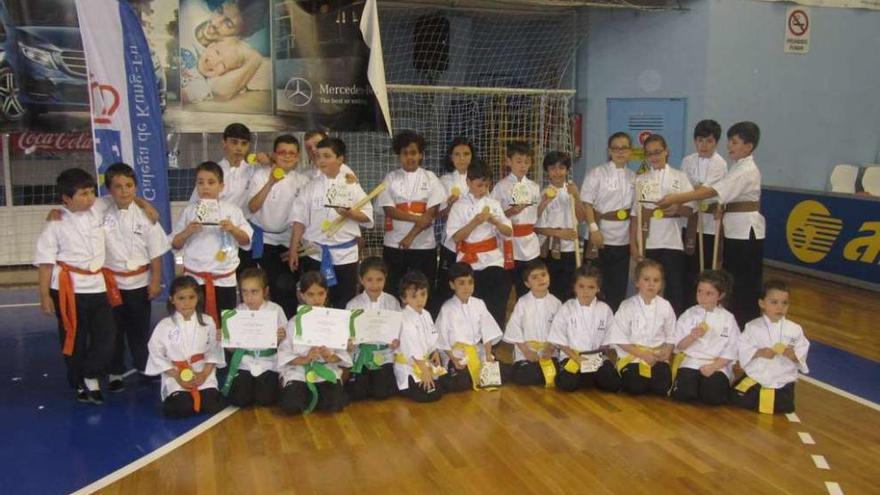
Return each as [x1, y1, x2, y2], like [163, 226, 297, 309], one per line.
[435, 138, 474, 309]
[670, 270, 739, 406]
[146, 276, 226, 417]
[394, 272, 446, 402]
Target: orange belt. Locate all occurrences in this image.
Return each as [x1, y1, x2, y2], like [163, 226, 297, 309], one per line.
[173, 353, 205, 413]
[501, 224, 536, 270]
[184, 268, 236, 327]
[512, 223, 535, 237]
[101, 265, 149, 307]
[458, 237, 499, 265]
[385, 201, 427, 231]
[57, 261, 101, 356]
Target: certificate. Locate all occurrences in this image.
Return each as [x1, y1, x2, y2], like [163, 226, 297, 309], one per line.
[195, 199, 221, 224]
[580, 352, 605, 373]
[351, 309, 402, 345]
[221, 309, 278, 349]
[293, 306, 351, 349]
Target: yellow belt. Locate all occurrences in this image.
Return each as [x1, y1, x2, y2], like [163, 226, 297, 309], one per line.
[527, 341, 556, 388]
[394, 353, 446, 381]
[735, 376, 776, 414]
[563, 357, 580, 374]
[616, 345, 664, 379]
[453, 342, 496, 391]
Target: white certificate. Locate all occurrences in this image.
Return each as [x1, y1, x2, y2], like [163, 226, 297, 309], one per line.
[221, 309, 278, 349]
[352, 309, 402, 345]
[195, 199, 221, 224]
[292, 307, 351, 349]
[580, 352, 604, 373]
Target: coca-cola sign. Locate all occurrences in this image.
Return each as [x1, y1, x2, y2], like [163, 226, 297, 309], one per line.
[7, 132, 93, 155]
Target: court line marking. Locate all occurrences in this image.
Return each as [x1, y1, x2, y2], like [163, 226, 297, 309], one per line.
[0, 303, 39, 309]
[825, 481, 844, 495]
[785, 412, 801, 422]
[70, 406, 239, 495]
[800, 375, 880, 413]
[812, 455, 830, 470]
[798, 432, 815, 445]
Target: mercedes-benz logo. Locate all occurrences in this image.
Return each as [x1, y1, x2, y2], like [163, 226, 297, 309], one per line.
[284, 77, 313, 107]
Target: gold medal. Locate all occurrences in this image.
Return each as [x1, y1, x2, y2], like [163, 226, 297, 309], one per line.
[215, 250, 227, 262]
[321, 219, 332, 231]
[653, 209, 664, 219]
[700, 202, 709, 212]
[306, 370, 319, 383]
[616, 209, 628, 220]
[246, 153, 257, 164]
[697, 321, 710, 336]
[772, 343, 787, 354]
[545, 187, 557, 199]
[179, 368, 195, 382]
[272, 167, 286, 180]
[450, 186, 461, 197]
[482, 206, 491, 215]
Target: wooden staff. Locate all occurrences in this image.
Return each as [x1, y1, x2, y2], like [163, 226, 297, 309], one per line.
[697, 202, 705, 272]
[323, 182, 386, 237]
[712, 206, 723, 269]
[569, 183, 582, 268]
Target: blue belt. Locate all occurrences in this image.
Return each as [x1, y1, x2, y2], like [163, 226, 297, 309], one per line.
[249, 222, 288, 259]
[319, 238, 358, 287]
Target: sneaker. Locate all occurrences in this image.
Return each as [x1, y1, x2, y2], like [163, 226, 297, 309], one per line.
[76, 387, 89, 403]
[87, 390, 104, 405]
[108, 379, 125, 393]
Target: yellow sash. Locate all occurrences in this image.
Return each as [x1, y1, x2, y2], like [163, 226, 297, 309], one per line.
[453, 342, 497, 391]
[563, 357, 580, 374]
[394, 353, 446, 381]
[527, 341, 556, 388]
[616, 345, 664, 379]
[735, 376, 776, 414]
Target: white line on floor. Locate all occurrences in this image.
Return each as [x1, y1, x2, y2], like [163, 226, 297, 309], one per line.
[798, 432, 816, 445]
[785, 412, 801, 422]
[825, 481, 844, 495]
[812, 454, 830, 470]
[801, 375, 880, 413]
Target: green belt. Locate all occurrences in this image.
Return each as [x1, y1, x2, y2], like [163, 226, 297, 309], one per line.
[303, 361, 339, 413]
[352, 343, 390, 374]
[221, 347, 278, 396]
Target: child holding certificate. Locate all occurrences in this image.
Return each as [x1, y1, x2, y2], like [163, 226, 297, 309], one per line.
[548, 266, 621, 393]
[146, 276, 226, 418]
[222, 268, 287, 407]
[345, 257, 401, 401]
[436, 262, 503, 392]
[277, 271, 351, 415]
[394, 271, 446, 402]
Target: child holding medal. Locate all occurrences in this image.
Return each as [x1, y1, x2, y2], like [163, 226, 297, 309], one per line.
[548, 266, 621, 392]
[146, 276, 226, 418]
[172, 161, 253, 328]
[435, 137, 476, 310]
[670, 270, 739, 406]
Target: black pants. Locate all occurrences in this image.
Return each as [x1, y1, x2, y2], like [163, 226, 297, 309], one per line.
[300, 257, 359, 309]
[227, 370, 279, 407]
[545, 252, 576, 302]
[163, 388, 225, 418]
[50, 290, 116, 389]
[474, 266, 512, 328]
[279, 379, 346, 414]
[620, 361, 672, 396]
[724, 232, 764, 328]
[403, 376, 443, 403]
[684, 234, 719, 306]
[109, 287, 151, 374]
[237, 247, 258, 277]
[589, 244, 630, 312]
[384, 246, 438, 301]
[510, 359, 558, 386]
[670, 368, 730, 406]
[258, 243, 299, 318]
[432, 246, 458, 316]
[730, 378, 795, 414]
[645, 248, 686, 316]
[555, 359, 621, 392]
[345, 364, 398, 401]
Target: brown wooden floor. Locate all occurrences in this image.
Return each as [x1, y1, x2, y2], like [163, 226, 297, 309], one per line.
[97, 268, 880, 495]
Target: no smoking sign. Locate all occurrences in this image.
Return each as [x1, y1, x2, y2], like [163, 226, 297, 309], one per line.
[785, 7, 811, 54]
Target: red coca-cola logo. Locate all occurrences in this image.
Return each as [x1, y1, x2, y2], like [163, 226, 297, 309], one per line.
[10, 132, 94, 154]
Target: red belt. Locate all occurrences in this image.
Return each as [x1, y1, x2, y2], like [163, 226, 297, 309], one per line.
[101, 265, 149, 307]
[172, 353, 205, 412]
[57, 261, 101, 356]
[458, 237, 499, 265]
[385, 201, 427, 231]
[183, 268, 236, 327]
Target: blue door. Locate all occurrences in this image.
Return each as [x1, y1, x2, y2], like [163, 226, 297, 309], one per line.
[607, 98, 688, 170]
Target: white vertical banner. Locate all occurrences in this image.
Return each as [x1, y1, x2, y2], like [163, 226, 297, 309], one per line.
[361, 0, 392, 135]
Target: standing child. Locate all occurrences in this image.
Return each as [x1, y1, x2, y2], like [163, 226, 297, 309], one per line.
[606, 259, 677, 396]
[549, 266, 621, 392]
[670, 270, 739, 406]
[491, 141, 541, 297]
[146, 276, 226, 418]
[222, 268, 287, 407]
[656, 122, 765, 327]
[535, 151, 586, 301]
[580, 132, 636, 312]
[345, 257, 401, 401]
[289, 137, 374, 309]
[378, 130, 446, 302]
[680, 120, 727, 301]
[446, 160, 513, 327]
[503, 259, 563, 386]
[247, 134, 310, 317]
[731, 280, 809, 414]
[36, 168, 116, 404]
[394, 271, 446, 402]
[631, 134, 695, 315]
[435, 137, 475, 307]
[436, 262, 503, 392]
[277, 271, 351, 414]
[102, 163, 171, 391]
[172, 161, 253, 328]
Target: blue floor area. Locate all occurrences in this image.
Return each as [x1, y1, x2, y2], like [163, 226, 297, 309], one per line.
[0, 296, 217, 494]
[0, 288, 877, 493]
